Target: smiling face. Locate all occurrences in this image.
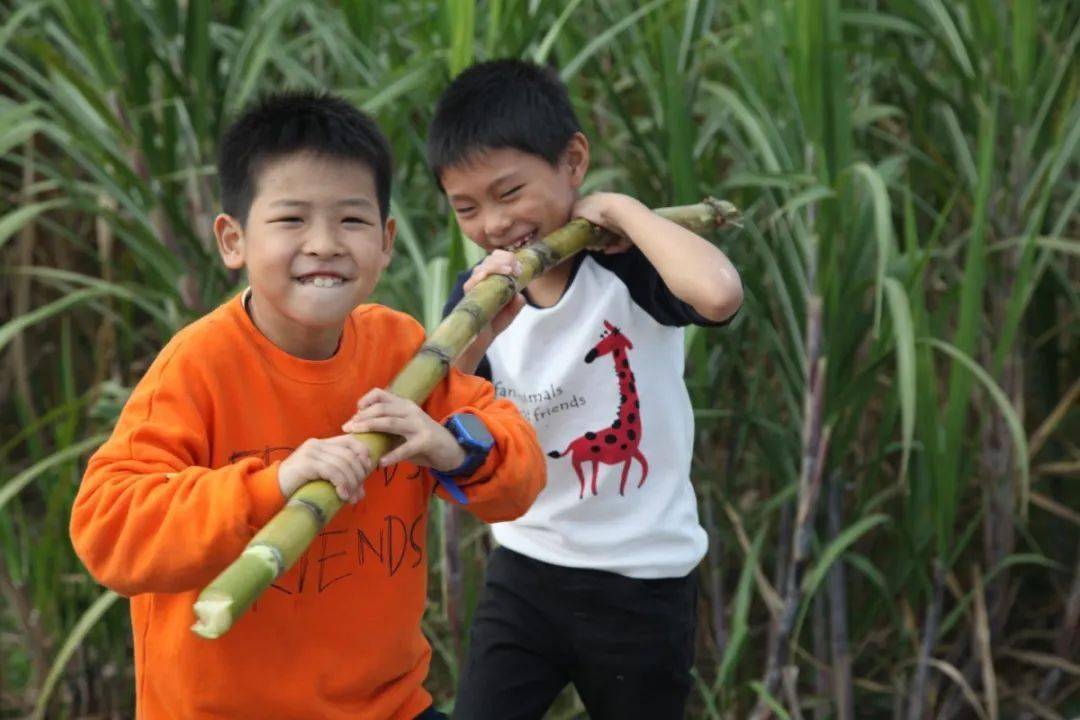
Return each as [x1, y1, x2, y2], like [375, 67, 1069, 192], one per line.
[214, 152, 395, 359]
[438, 134, 589, 254]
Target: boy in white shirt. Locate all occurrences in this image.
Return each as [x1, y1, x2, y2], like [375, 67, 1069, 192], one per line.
[430, 59, 742, 719]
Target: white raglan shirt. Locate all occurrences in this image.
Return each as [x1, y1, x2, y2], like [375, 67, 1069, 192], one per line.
[446, 249, 728, 578]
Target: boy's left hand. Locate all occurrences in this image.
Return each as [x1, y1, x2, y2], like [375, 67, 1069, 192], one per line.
[342, 389, 466, 471]
[572, 192, 643, 254]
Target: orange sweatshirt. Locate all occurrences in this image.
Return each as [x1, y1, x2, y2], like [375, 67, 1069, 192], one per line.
[70, 294, 545, 720]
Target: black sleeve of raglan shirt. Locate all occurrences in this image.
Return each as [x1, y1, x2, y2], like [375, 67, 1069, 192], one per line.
[591, 246, 737, 327]
[441, 247, 735, 379]
[442, 269, 494, 381]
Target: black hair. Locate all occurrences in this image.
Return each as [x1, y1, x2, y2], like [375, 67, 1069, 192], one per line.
[426, 59, 581, 182]
[217, 90, 392, 224]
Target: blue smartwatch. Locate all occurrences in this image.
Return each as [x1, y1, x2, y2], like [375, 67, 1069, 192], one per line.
[430, 413, 494, 504]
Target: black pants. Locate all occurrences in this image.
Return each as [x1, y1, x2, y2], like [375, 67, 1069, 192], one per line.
[452, 547, 697, 720]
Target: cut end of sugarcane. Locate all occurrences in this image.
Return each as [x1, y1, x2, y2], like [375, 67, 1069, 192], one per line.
[705, 197, 743, 228]
[190, 544, 284, 639]
[191, 591, 234, 639]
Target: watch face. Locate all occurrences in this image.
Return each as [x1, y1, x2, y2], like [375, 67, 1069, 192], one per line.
[456, 413, 494, 449]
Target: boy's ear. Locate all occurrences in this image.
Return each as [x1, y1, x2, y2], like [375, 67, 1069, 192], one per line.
[214, 213, 245, 270]
[564, 132, 590, 188]
[380, 216, 397, 268]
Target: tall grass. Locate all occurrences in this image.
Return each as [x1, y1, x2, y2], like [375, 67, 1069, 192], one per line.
[1, 1, 1077, 717]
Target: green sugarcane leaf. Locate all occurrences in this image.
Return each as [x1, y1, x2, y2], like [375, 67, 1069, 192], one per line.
[32, 589, 121, 720]
[851, 162, 894, 335]
[921, 0, 974, 78]
[883, 278, 916, 482]
[939, 552, 1064, 637]
[749, 682, 792, 720]
[801, 514, 890, 597]
[560, 0, 667, 81]
[533, 0, 587, 64]
[0, 435, 108, 514]
[923, 337, 1030, 519]
[0, 199, 67, 250]
[0, 288, 109, 353]
[717, 524, 765, 686]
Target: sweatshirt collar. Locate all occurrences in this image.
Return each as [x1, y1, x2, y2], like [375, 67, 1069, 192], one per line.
[229, 290, 359, 384]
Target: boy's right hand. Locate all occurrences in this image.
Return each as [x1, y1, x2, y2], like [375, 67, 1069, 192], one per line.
[462, 249, 527, 345]
[278, 435, 374, 503]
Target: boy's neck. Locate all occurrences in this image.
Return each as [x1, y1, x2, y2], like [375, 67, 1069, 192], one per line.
[524, 259, 574, 308]
[244, 290, 344, 360]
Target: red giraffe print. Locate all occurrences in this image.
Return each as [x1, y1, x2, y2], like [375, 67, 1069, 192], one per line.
[548, 320, 648, 498]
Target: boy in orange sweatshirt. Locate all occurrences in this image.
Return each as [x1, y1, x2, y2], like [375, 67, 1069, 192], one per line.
[70, 91, 545, 720]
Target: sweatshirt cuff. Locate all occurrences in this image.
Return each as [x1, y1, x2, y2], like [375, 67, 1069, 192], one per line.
[245, 461, 287, 529]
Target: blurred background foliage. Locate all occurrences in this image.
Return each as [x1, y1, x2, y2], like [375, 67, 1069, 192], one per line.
[0, 0, 1077, 717]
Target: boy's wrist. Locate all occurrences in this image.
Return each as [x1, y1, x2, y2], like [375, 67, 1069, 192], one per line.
[603, 194, 647, 234]
[432, 429, 468, 472]
[277, 459, 294, 496]
[621, 194, 649, 218]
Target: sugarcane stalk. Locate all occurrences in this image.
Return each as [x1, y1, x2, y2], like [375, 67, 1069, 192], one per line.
[191, 198, 741, 639]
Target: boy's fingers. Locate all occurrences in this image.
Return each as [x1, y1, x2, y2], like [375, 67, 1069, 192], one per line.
[353, 394, 409, 418]
[378, 442, 414, 467]
[348, 404, 384, 423]
[342, 437, 372, 461]
[322, 443, 372, 479]
[356, 387, 397, 409]
[349, 486, 365, 504]
[315, 459, 353, 500]
[489, 253, 520, 273]
[464, 269, 491, 292]
[358, 416, 412, 438]
[357, 458, 375, 478]
[325, 447, 364, 478]
[343, 402, 413, 432]
[465, 257, 520, 293]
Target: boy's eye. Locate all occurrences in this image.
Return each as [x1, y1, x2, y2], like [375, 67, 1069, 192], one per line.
[500, 185, 524, 200]
[343, 217, 372, 226]
[273, 217, 303, 224]
[454, 206, 476, 216]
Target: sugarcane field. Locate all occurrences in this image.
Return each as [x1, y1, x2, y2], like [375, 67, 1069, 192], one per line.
[0, 1, 1077, 719]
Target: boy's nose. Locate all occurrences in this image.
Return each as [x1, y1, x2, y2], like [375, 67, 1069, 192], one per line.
[483, 211, 513, 242]
[302, 227, 344, 256]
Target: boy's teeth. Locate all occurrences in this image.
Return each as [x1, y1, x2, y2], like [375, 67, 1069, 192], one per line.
[303, 276, 344, 288]
[511, 232, 536, 250]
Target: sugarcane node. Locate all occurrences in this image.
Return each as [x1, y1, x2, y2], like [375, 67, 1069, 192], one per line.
[418, 344, 452, 370]
[287, 497, 328, 529]
[246, 541, 286, 577]
[453, 300, 485, 329]
[522, 243, 556, 272]
[496, 281, 515, 305]
[485, 273, 517, 301]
